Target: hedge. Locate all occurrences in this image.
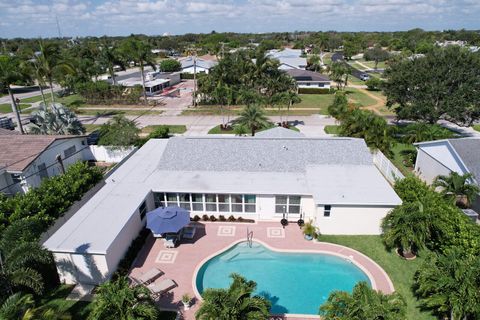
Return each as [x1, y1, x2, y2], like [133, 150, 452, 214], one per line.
[298, 87, 334, 94]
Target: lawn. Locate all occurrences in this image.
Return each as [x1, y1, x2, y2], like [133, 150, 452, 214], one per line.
[390, 142, 416, 176]
[141, 125, 187, 134]
[320, 235, 434, 320]
[324, 125, 340, 134]
[296, 94, 334, 114]
[0, 103, 31, 113]
[473, 125, 480, 132]
[346, 88, 377, 107]
[40, 285, 177, 319]
[83, 124, 102, 133]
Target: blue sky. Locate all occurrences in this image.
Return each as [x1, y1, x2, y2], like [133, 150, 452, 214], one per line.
[0, 0, 479, 38]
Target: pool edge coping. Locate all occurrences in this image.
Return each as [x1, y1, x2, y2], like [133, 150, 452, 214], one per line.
[191, 238, 395, 317]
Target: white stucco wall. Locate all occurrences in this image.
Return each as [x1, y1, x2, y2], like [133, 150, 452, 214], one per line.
[53, 252, 109, 285]
[315, 205, 393, 235]
[181, 66, 210, 74]
[415, 148, 455, 184]
[83, 145, 136, 163]
[297, 82, 331, 89]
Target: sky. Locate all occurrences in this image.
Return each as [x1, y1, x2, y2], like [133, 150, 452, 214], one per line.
[0, 0, 479, 38]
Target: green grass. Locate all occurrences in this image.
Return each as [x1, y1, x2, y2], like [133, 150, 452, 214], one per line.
[296, 94, 335, 114]
[83, 124, 102, 133]
[20, 95, 47, 103]
[390, 142, 416, 176]
[473, 125, 480, 132]
[324, 125, 340, 134]
[0, 103, 31, 113]
[320, 235, 434, 320]
[346, 88, 377, 107]
[141, 125, 187, 134]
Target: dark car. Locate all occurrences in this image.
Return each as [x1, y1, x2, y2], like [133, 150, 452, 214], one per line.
[87, 130, 100, 145]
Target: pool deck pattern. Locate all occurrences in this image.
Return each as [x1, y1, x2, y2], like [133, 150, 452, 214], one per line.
[130, 221, 394, 320]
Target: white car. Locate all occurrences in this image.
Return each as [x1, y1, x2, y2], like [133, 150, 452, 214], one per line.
[360, 73, 370, 81]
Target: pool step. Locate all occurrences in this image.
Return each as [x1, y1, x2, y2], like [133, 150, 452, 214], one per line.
[220, 246, 274, 262]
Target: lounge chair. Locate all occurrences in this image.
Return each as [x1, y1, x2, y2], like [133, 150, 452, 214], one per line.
[136, 267, 164, 285]
[148, 278, 177, 298]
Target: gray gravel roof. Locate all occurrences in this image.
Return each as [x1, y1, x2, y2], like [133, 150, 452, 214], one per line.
[255, 127, 305, 138]
[158, 136, 372, 173]
[449, 138, 480, 184]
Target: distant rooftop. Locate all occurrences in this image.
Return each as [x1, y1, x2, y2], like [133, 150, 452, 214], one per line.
[285, 69, 330, 82]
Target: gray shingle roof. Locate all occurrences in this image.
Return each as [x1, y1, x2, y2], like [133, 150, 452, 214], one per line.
[285, 69, 330, 82]
[448, 138, 480, 184]
[158, 136, 372, 173]
[255, 127, 305, 138]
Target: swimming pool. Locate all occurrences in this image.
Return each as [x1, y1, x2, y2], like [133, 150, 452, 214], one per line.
[195, 241, 371, 315]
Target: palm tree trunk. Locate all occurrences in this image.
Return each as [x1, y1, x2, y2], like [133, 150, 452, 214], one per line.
[8, 86, 24, 134]
[251, 126, 255, 136]
[49, 79, 55, 103]
[139, 62, 148, 105]
[38, 83, 47, 106]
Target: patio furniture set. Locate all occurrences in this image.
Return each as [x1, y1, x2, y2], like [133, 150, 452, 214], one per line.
[132, 267, 177, 298]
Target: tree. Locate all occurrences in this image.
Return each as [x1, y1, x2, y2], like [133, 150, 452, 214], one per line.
[233, 104, 271, 136]
[159, 59, 181, 72]
[342, 41, 360, 60]
[98, 42, 125, 86]
[381, 201, 432, 257]
[30, 103, 86, 135]
[328, 92, 349, 120]
[120, 37, 157, 104]
[319, 281, 406, 320]
[364, 45, 390, 70]
[196, 273, 271, 320]
[329, 62, 350, 89]
[414, 249, 480, 320]
[88, 277, 159, 320]
[0, 55, 26, 134]
[307, 54, 322, 72]
[0, 292, 68, 320]
[365, 77, 382, 91]
[98, 114, 140, 147]
[400, 123, 454, 143]
[433, 172, 480, 208]
[383, 46, 480, 126]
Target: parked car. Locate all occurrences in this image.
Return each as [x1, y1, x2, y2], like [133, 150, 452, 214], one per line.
[87, 130, 100, 145]
[360, 73, 370, 81]
[0, 116, 15, 130]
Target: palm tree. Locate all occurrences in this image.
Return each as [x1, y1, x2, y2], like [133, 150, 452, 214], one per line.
[196, 273, 271, 320]
[37, 41, 75, 103]
[0, 55, 25, 134]
[0, 292, 68, 320]
[88, 276, 159, 320]
[308, 54, 322, 72]
[234, 104, 271, 136]
[329, 62, 350, 89]
[30, 103, 86, 135]
[319, 281, 406, 320]
[99, 41, 126, 86]
[414, 249, 480, 320]
[381, 201, 431, 257]
[433, 172, 479, 208]
[120, 37, 157, 105]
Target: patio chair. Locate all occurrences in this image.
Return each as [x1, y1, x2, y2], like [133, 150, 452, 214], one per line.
[136, 267, 164, 285]
[164, 238, 175, 248]
[182, 225, 196, 240]
[147, 278, 177, 298]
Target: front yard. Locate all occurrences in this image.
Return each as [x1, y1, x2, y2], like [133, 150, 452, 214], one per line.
[320, 235, 434, 320]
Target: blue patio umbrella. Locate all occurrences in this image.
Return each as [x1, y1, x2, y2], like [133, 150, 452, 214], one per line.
[146, 206, 190, 235]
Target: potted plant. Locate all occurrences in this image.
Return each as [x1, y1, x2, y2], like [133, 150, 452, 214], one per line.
[181, 293, 192, 310]
[302, 221, 316, 240]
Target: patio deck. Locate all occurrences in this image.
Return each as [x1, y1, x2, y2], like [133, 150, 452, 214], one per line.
[130, 221, 394, 320]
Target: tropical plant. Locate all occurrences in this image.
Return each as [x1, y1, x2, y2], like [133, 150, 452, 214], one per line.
[30, 103, 85, 135]
[88, 276, 159, 320]
[414, 249, 480, 320]
[98, 114, 140, 147]
[233, 104, 271, 136]
[329, 61, 350, 89]
[302, 221, 317, 239]
[381, 201, 432, 256]
[120, 37, 157, 104]
[327, 91, 349, 120]
[0, 55, 27, 133]
[98, 42, 126, 86]
[400, 123, 454, 143]
[307, 54, 322, 72]
[0, 292, 69, 320]
[433, 172, 480, 208]
[159, 59, 181, 72]
[196, 273, 271, 320]
[319, 281, 406, 320]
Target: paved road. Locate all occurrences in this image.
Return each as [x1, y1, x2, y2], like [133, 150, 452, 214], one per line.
[331, 51, 367, 80]
[0, 85, 61, 104]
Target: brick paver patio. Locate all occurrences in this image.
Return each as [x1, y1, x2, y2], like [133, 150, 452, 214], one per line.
[130, 221, 394, 319]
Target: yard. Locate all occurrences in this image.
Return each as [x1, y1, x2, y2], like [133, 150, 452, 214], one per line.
[473, 125, 480, 132]
[390, 143, 417, 176]
[320, 235, 434, 320]
[0, 103, 31, 113]
[324, 125, 340, 134]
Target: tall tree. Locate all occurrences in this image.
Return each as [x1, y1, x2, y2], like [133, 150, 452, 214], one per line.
[383, 46, 480, 126]
[364, 45, 390, 70]
[88, 277, 159, 320]
[329, 62, 350, 89]
[120, 37, 157, 104]
[196, 273, 271, 320]
[319, 281, 406, 320]
[433, 172, 480, 208]
[98, 41, 125, 86]
[0, 56, 27, 134]
[233, 104, 271, 136]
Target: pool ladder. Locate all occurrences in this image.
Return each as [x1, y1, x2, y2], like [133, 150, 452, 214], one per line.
[247, 228, 253, 248]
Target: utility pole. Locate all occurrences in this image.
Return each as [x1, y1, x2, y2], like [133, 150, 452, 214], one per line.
[188, 46, 198, 107]
[55, 15, 62, 38]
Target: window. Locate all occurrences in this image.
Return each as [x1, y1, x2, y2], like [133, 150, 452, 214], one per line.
[244, 195, 256, 213]
[231, 194, 243, 212]
[178, 193, 191, 210]
[218, 194, 230, 212]
[139, 201, 147, 220]
[153, 193, 165, 208]
[275, 195, 301, 214]
[63, 145, 76, 158]
[166, 193, 177, 206]
[324, 205, 331, 217]
[191, 193, 204, 211]
[10, 173, 21, 184]
[317, 83, 324, 87]
[205, 194, 217, 212]
[38, 163, 48, 180]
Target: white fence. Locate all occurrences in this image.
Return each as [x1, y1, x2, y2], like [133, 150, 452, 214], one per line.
[83, 145, 136, 163]
[372, 150, 405, 185]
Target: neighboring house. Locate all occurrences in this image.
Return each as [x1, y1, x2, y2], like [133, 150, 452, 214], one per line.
[117, 72, 181, 96]
[285, 69, 331, 89]
[414, 137, 480, 211]
[266, 48, 307, 70]
[44, 128, 401, 285]
[178, 56, 218, 74]
[0, 134, 88, 195]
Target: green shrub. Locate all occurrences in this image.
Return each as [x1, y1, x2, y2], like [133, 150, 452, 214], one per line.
[147, 126, 170, 139]
[159, 59, 181, 72]
[298, 87, 333, 94]
[76, 81, 142, 105]
[180, 73, 195, 80]
[365, 77, 383, 91]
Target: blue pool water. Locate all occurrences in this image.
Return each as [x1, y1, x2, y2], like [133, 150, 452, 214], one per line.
[196, 242, 370, 315]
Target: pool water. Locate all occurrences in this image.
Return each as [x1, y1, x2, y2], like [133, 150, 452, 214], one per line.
[196, 241, 370, 315]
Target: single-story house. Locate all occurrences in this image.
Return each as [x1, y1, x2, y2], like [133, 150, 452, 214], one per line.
[117, 72, 181, 96]
[414, 137, 480, 211]
[0, 133, 88, 195]
[179, 56, 218, 74]
[267, 48, 307, 70]
[285, 69, 331, 89]
[44, 128, 401, 285]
